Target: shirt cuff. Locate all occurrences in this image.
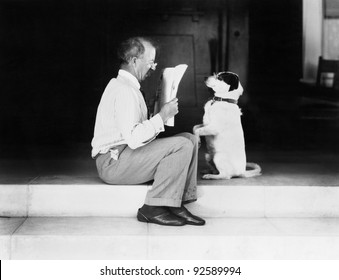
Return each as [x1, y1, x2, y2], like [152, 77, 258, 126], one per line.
[150, 113, 165, 133]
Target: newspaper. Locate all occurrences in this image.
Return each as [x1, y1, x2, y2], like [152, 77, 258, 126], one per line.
[153, 64, 188, 126]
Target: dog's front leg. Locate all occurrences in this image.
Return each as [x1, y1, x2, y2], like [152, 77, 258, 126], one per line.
[195, 125, 218, 137]
[193, 124, 204, 134]
[193, 124, 218, 148]
[193, 124, 204, 147]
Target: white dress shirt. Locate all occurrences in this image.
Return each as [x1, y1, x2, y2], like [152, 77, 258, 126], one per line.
[91, 69, 164, 158]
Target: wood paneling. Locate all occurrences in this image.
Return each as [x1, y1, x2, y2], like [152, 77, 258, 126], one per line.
[0, 0, 252, 143]
[104, 2, 226, 133]
[142, 35, 196, 108]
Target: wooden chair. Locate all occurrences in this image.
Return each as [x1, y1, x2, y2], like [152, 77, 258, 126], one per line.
[300, 56, 339, 116]
[315, 56, 339, 93]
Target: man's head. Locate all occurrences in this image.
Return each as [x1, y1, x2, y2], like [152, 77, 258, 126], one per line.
[117, 37, 158, 82]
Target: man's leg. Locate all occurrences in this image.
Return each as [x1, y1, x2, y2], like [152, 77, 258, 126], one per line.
[176, 132, 198, 203]
[96, 136, 194, 207]
[163, 133, 205, 225]
[96, 133, 204, 226]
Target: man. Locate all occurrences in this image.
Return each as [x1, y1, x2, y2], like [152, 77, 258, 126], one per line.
[91, 37, 205, 226]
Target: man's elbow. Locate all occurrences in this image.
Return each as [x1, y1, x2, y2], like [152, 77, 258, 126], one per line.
[126, 141, 140, 150]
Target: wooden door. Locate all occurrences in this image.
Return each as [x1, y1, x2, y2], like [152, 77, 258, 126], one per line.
[106, 1, 227, 134]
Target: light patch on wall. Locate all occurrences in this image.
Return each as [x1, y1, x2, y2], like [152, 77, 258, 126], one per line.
[323, 19, 339, 59]
[302, 0, 322, 81]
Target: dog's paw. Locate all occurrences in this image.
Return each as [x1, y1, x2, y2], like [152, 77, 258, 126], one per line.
[202, 174, 231, 180]
[192, 124, 202, 135]
[202, 174, 213, 179]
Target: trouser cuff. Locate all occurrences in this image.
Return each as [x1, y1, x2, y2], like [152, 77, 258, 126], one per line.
[144, 197, 182, 207]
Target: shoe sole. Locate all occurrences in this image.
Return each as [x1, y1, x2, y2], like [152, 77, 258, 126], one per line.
[185, 220, 206, 226]
[137, 211, 186, 226]
[169, 210, 206, 226]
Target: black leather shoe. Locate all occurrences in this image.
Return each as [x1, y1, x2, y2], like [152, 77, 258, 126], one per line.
[169, 206, 206, 226]
[137, 208, 186, 226]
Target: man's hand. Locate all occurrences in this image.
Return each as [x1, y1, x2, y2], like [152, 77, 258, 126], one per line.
[159, 98, 179, 123]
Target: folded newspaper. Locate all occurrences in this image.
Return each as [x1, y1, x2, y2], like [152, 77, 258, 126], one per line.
[153, 64, 188, 126]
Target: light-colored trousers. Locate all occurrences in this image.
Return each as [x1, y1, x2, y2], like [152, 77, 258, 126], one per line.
[95, 132, 198, 207]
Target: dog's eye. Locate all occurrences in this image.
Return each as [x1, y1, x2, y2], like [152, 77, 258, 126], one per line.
[216, 72, 226, 80]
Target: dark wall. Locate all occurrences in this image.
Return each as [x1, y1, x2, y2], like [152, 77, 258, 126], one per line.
[0, 0, 304, 154]
[246, 0, 303, 147]
[0, 0, 144, 148]
[249, 0, 303, 92]
[1, 0, 95, 146]
[0, 0, 229, 150]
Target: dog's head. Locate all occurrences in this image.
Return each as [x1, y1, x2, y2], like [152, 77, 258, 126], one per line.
[205, 71, 243, 100]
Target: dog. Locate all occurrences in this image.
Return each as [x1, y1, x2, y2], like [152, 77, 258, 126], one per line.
[193, 71, 261, 179]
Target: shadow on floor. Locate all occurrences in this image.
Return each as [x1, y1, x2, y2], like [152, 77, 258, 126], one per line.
[0, 139, 338, 186]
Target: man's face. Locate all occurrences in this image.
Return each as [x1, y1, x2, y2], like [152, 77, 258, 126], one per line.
[134, 42, 157, 82]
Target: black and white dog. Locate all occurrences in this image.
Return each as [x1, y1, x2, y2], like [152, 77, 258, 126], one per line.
[193, 71, 261, 179]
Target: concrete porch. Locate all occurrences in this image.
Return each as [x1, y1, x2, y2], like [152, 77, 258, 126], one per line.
[1, 144, 339, 260]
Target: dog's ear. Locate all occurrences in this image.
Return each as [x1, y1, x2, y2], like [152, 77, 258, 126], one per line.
[218, 72, 239, 91]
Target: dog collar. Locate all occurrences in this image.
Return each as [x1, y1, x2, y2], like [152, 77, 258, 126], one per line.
[212, 96, 238, 105]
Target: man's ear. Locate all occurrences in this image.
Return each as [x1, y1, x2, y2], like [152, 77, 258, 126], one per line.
[130, 57, 138, 66]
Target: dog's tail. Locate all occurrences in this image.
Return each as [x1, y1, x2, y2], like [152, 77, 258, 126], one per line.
[241, 162, 262, 178]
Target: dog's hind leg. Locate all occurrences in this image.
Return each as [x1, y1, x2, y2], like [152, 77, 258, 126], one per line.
[202, 154, 232, 180]
[201, 153, 219, 175]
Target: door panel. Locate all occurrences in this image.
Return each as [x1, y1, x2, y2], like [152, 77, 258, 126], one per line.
[142, 35, 196, 108]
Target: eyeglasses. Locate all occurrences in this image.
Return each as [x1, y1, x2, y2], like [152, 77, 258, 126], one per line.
[135, 57, 157, 70]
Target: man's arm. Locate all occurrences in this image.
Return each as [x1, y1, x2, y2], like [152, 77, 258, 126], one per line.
[158, 98, 178, 123]
[114, 88, 164, 149]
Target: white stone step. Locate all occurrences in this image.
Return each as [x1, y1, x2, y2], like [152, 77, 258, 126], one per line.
[1, 216, 339, 260]
[1, 176, 339, 218]
[1, 148, 339, 218]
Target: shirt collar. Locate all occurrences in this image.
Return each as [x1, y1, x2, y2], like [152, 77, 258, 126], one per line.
[118, 69, 140, 90]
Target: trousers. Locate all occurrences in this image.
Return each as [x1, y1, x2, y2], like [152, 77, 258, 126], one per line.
[95, 132, 198, 207]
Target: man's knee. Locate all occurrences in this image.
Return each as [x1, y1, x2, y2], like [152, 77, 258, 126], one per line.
[175, 136, 194, 153]
[177, 132, 198, 146]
